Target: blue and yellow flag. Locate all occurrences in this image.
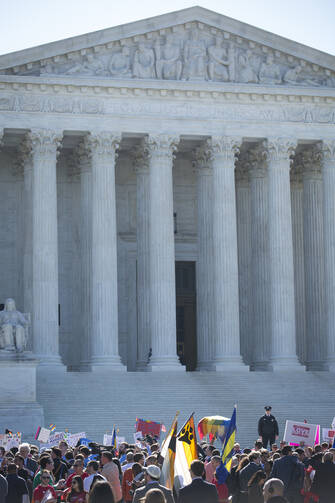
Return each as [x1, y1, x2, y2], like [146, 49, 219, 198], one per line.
[216, 405, 237, 484]
[111, 426, 117, 449]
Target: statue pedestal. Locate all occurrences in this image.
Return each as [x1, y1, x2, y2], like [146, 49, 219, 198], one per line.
[0, 352, 44, 441]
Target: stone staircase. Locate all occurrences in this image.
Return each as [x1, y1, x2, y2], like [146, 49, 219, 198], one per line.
[36, 370, 335, 448]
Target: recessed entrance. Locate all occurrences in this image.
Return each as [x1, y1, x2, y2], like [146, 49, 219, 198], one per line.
[175, 261, 197, 371]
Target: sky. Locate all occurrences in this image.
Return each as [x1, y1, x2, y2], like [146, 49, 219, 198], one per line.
[1, 0, 335, 57]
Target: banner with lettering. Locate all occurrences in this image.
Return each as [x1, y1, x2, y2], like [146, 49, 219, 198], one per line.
[322, 428, 335, 443]
[283, 420, 319, 446]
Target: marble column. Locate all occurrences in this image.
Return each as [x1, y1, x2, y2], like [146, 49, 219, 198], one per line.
[29, 129, 63, 365]
[76, 138, 92, 370]
[290, 157, 306, 365]
[235, 158, 251, 366]
[210, 136, 246, 371]
[302, 147, 326, 370]
[147, 134, 183, 371]
[248, 146, 270, 370]
[320, 140, 335, 371]
[88, 132, 125, 370]
[266, 138, 301, 370]
[194, 144, 214, 370]
[132, 140, 151, 371]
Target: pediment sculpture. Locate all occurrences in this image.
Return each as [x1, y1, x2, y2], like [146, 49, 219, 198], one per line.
[3, 23, 335, 88]
[0, 298, 29, 352]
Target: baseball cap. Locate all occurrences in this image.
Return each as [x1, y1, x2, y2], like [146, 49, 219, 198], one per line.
[145, 465, 161, 480]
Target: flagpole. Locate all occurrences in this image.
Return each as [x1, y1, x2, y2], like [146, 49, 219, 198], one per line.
[177, 412, 195, 436]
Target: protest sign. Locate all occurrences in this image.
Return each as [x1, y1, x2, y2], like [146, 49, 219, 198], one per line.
[134, 431, 143, 443]
[41, 431, 66, 448]
[283, 420, 319, 446]
[116, 436, 125, 447]
[103, 434, 113, 446]
[322, 428, 335, 443]
[67, 432, 86, 447]
[135, 418, 162, 438]
[37, 427, 51, 443]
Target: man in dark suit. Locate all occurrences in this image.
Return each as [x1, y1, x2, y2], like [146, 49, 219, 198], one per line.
[5, 463, 28, 503]
[178, 460, 218, 503]
[18, 444, 38, 480]
[133, 465, 174, 503]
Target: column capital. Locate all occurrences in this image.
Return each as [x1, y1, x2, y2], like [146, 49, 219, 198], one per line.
[131, 139, 150, 174]
[147, 134, 179, 161]
[28, 129, 63, 157]
[319, 139, 335, 166]
[266, 137, 297, 163]
[302, 146, 322, 179]
[210, 136, 242, 162]
[193, 142, 213, 176]
[247, 143, 267, 178]
[235, 154, 250, 184]
[75, 136, 92, 173]
[15, 135, 33, 176]
[88, 131, 121, 160]
[290, 153, 304, 186]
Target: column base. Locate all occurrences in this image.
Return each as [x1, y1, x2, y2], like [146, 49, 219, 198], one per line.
[136, 360, 150, 372]
[305, 360, 327, 371]
[90, 355, 126, 371]
[196, 361, 216, 371]
[79, 361, 92, 372]
[250, 361, 271, 371]
[212, 356, 249, 372]
[148, 355, 185, 372]
[327, 359, 335, 372]
[270, 355, 305, 371]
[34, 353, 64, 368]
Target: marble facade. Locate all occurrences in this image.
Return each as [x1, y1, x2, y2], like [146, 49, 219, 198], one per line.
[0, 7, 335, 373]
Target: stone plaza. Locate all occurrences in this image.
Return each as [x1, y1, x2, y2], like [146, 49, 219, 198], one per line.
[0, 7, 335, 441]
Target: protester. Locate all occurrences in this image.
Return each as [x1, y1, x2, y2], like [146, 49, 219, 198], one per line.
[33, 456, 55, 489]
[177, 460, 218, 503]
[51, 447, 68, 482]
[263, 478, 288, 502]
[66, 460, 89, 488]
[5, 463, 28, 503]
[88, 480, 115, 503]
[247, 469, 266, 503]
[66, 475, 86, 503]
[142, 488, 166, 503]
[33, 470, 57, 503]
[18, 445, 38, 481]
[270, 445, 304, 502]
[132, 466, 174, 503]
[239, 451, 262, 498]
[0, 474, 7, 503]
[310, 450, 335, 503]
[100, 451, 122, 503]
[83, 461, 105, 494]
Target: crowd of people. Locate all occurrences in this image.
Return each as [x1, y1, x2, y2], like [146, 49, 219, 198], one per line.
[0, 430, 335, 503]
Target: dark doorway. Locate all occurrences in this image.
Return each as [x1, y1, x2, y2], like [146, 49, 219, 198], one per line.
[175, 261, 197, 371]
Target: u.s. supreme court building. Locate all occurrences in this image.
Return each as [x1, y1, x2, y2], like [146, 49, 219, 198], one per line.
[1, 7, 335, 440]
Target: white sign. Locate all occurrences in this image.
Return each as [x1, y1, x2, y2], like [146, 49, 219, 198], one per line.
[41, 431, 67, 448]
[103, 434, 113, 446]
[134, 431, 143, 443]
[332, 417, 335, 429]
[38, 428, 51, 443]
[67, 432, 86, 447]
[322, 428, 335, 443]
[283, 420, 319, 446]
[116, 436, 125, 447]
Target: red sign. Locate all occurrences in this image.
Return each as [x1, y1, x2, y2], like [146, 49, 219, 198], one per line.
[292, 424, 310, 438]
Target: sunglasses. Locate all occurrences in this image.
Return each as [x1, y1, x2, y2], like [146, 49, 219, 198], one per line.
[41, 477, 49, 480]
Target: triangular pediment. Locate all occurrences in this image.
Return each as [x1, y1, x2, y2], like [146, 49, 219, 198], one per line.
[1, 6, 335, 88]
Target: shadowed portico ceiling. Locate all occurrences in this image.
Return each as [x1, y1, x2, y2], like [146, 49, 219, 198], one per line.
[0, 6, 335, 89]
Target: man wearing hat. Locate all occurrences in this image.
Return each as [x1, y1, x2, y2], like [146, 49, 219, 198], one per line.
[258, 406, 279, 449]
[132, 465, 175, 503]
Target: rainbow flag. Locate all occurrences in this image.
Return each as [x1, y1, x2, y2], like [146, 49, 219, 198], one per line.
[198, 416, 230, 443]
[49, 424, 56, 432]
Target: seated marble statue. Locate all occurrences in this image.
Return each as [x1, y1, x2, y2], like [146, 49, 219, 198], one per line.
[109, 47, 132, 77]
[259, 54, 282, 85]
[0, 298, 28, 352]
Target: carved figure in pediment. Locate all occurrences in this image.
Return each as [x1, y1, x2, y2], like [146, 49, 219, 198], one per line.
[183, 29, 207, 80]
[283, 65, 321, 87]
[66, 54, 107, 76]
[207, 36, 232, 82]
[238, 49, 259, 83]
[133, 43, 156, 79]
[40, 63, 58, 75]
[259, 54, 282, 84]
[155, 34, 182, 80]
[108, 47, 132, 77]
